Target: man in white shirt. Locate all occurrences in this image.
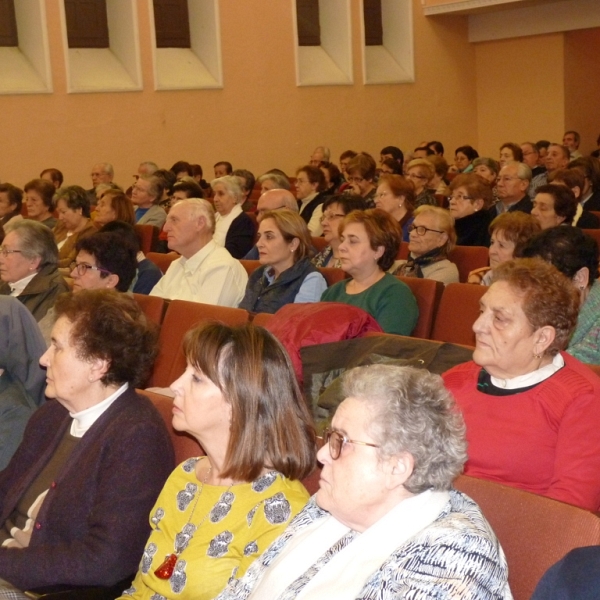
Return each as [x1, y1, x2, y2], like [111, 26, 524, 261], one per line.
[150, 198, 247, 307]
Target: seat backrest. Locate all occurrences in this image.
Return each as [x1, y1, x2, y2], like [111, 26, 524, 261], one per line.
[151, 300, 250, 387]
[132, 293, 166, 326]
[240, 259, 261, 277]
[134, 224, 159, 254]
[397, 241, 410, 260]
[447, 245, 489, 283]
[317, 267, 348, 287]
[311, 236, 329, 253]
[454, 474, 600, 600]
[430, 282, 486, 346]
[396, 276, 444, 339]
[582, 228, 600, 249]
[139, 389, 204, 465]
[147, 251, 180, 274]
[252, 312, 274, 328]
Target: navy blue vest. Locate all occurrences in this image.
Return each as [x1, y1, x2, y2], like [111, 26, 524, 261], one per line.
[239, 257, 318, 314]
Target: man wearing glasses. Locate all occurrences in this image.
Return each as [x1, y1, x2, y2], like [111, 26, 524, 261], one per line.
[491, 162, 533, 216]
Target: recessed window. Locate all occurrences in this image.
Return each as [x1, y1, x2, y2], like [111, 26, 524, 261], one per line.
[153, 0, 191, 48]
[0, 0, 18, 47]
[150, 0, 223, 90]
[0, 0, 52, 94]
[64, 0, 109, 48]
[363, 0, 383, 46]
[293, 0, 352, 86]
[361, 0, 414, 84]
[61, 0, 142, 93]
[296, 0, 320, 46]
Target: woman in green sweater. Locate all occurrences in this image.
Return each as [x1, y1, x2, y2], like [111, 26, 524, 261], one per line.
[321, 209, 418, 335]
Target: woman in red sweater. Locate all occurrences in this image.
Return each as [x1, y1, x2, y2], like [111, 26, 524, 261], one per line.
[443, 258, 600, 511]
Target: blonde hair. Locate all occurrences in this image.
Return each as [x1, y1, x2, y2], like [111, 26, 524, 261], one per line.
[259, 209, 313, 261]
[413, 205, 456, 254]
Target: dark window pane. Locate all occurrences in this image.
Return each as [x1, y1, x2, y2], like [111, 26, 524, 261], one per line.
[65, 0, 109, 48]
[153, 0, 191, 48]
[297, 0, 320, 47]
[0, 0, 18, 47]
[363, 0, 383, 46]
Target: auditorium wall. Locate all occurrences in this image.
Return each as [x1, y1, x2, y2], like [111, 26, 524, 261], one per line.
[0, 1, 594, 190]
[0, 0, 477, 189]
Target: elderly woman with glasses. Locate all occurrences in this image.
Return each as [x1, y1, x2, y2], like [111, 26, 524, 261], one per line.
[449, 174, 493, 247]
[0, 221, 69, 321]
[393, 205, 459, 285]
[312, 194, 368, 268]
[405, 159, 437, 208]
[215, 365, 511, 600]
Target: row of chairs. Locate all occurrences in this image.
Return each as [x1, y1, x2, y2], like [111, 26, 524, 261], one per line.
[139, 386, 600, 600]
[144, 254, 487, 347]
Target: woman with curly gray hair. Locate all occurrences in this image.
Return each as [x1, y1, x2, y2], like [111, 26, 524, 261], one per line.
[216, 365, 511, 600]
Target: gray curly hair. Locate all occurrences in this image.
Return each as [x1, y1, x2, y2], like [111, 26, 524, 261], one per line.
[341, 365, 467, 493]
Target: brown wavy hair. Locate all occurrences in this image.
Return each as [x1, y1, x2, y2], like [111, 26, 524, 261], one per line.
[54, 289, 159, 387]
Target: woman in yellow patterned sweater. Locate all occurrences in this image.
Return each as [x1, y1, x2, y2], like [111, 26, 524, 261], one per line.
[119, 322, 316, 600]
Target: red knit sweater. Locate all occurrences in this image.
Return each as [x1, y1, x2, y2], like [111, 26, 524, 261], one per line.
[443, 352, 600, 511]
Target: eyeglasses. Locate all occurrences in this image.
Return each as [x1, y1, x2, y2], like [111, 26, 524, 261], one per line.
[69, 262, 112, 277]
[323, 428, 380, 460]
[320, 212, 345, 222]
[408, 224, 444, 236]
[347, 177, 365, 184]
[449, 194, 473, 202]
[0, 246, 22, 257]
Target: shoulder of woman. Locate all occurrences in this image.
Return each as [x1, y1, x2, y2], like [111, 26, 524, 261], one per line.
[442, 360, 479, 384]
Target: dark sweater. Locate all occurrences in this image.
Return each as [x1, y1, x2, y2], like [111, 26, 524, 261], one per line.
[0, 388, 174, 590]
[455, 210, 492, 247]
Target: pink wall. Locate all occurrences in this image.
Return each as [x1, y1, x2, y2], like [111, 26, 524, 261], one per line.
[0, 0, 477, 189]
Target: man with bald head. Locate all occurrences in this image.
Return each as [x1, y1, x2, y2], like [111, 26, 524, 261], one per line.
[243, 189, 298, 259]
[150, 198, 247, 306]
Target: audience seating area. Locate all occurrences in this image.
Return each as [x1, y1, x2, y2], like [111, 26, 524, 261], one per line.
[135, 386, 600, 600]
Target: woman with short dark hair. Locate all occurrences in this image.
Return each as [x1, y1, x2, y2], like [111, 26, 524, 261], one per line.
[0, 289, 173, 598]
[119, 322, 316, 600]
[0, 184, 23, 233]
[52, 185, 96, 268]
[449, 173, 493, 246]
[24, 179, 57, 229]
[531, 183, 578, 230]
[522, 226, 600, 365]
